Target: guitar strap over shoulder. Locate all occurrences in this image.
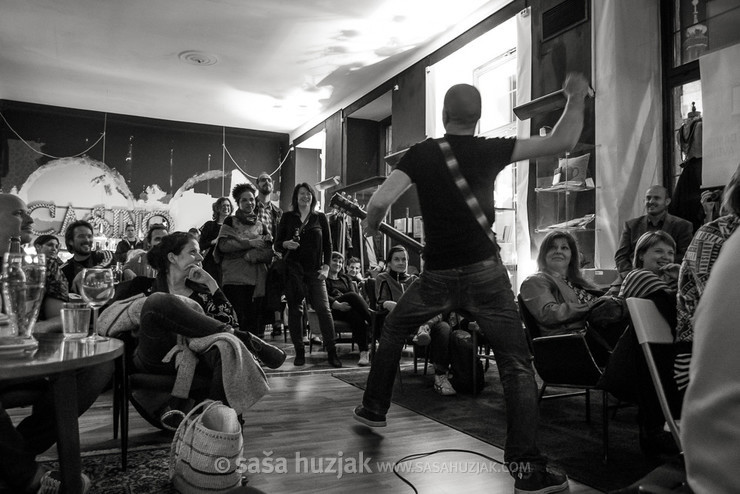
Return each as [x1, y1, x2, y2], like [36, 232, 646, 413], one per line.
[436, 138, 498, 247]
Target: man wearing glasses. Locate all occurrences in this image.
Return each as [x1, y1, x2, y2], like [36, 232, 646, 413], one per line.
[255, 172, 285, 338]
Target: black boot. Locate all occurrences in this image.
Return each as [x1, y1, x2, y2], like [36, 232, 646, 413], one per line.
[294, 347, 306, 366]
[237, 331, 286, 369]
[328, 347, 342, 368]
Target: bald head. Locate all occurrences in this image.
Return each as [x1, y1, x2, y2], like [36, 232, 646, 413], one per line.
[0, 193, 34, 255]
[442, 84, 481, 133]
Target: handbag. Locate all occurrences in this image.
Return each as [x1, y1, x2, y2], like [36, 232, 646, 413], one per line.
[169, 400, 244, 494]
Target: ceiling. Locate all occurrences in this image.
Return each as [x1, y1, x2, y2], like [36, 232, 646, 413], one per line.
[0, 0, 509, 139]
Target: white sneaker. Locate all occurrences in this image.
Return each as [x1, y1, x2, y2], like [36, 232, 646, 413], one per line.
[433, 374, 456, 396]
[358, 351, 370, 366]
[413, 325, 431, 346]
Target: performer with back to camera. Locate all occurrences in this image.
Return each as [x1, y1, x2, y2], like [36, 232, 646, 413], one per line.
[352, 73, 592, 493]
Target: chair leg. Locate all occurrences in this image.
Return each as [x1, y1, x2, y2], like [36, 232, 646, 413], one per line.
[602, 390, 609, 463]
[423, 347, 429, 376]
[585, 389, 591, 423]
[119, 355, 129, 471]
[113, 359, 121, 440]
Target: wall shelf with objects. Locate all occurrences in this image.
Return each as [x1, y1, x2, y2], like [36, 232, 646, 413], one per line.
[533, 143, 597, 267]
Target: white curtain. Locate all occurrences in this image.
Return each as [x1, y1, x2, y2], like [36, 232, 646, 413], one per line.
[699, 43, 740, 187]
[593, 0, 663, 268]
[514, 6, 532, 290]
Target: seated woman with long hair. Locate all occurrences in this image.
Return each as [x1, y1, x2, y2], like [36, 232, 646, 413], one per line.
[116, 232, 285, 428]
[519, 231, 616, 362]
[326, 251, 372, 366]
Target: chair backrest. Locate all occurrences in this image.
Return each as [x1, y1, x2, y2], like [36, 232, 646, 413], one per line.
[517, 294, 542, 338]
[625, 297, 682, 450]
[517, 294, 603, 387]
[626, 298, 673, 345]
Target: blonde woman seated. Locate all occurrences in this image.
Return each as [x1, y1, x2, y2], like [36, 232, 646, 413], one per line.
[376, 246, 455, 395]
[609, 230, 682, 458]
[519, 231, 616, 364]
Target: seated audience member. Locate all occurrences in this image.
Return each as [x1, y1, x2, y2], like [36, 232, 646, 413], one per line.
[33, 234, 70, 319]
[674, 164, 740, 391]
[519, 231, 617, 362]
[422, 312, 458, 396]
[61, 219, 114, 293]
[122, 223, 168, 280]
[111, 232, 285, 429]
[114, 223, 143, 263]
[0, 193, 112, 493]
[346, 256, 364, 283]
[326, 251, 372, 366]
[681, 227, 740, 493]
[215, 182, 272, 337]
[375, 245, 446, 360]
[614, 185, 693, 277]
[612, 231, 683, 458]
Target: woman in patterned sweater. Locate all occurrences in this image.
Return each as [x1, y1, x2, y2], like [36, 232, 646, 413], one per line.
[674, 164, 740, 391]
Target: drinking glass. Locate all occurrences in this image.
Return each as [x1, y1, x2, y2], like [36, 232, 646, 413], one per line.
[2, 253, 46, 339]
[80, 267, 115, 342]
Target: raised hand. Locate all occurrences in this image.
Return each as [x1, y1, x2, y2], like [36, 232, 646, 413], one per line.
[562, 72, 593, 100]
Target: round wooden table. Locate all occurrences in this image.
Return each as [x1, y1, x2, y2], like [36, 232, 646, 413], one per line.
[0, 334, 124, 494]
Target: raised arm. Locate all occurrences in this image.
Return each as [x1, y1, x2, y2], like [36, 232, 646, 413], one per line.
[510, 72, 591, 163]
[362, 169, 412, 235]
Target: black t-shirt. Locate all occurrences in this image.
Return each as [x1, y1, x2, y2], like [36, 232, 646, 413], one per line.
[395, 135, 515, 270]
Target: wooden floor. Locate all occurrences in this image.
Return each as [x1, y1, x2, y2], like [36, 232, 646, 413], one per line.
[14, 341, 604, 494]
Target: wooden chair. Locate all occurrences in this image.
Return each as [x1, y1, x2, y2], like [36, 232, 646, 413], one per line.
[625, 297, 682, 451]
[112, 332, 211, 470]
[517, 294, 611, 462]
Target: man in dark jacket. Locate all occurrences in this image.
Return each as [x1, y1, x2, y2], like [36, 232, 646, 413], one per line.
[614, 185, 693, 276]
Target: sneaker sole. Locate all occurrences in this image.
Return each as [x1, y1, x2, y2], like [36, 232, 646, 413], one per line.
[514, 479, 568, 494]
[433, 384, 457, 396]
[352, 408, 386, 427]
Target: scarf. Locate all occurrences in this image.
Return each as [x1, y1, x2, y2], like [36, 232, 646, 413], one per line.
[235, 208, 258, 225]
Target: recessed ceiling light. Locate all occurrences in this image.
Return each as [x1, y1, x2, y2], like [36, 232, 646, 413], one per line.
[178, 51, 219, 66]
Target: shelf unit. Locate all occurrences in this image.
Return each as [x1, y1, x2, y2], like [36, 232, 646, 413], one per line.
[533, 144, 596, 266]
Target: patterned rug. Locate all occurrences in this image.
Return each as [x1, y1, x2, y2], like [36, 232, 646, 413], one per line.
[42, 445, 176, 494]
[336, 366, 659, 492]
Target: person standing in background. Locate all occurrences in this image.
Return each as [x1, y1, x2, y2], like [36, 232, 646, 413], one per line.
[199, 197, 232, 286]
[275, 183, 342, 368]
[254, 172, 285, 338]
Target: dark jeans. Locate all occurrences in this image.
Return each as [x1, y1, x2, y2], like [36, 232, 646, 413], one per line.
[332, 292, 371, 351]
[0, 362, 114, 489]
[223, 284, 263, 336]
[132, 293, 232, 403]
[362, 256, 546, 470]
[429, 321, 452, 374]
[285, 263, 336, 353]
